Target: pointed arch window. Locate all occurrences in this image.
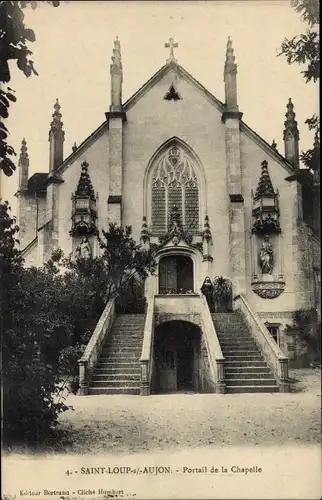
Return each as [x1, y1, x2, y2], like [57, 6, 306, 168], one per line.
[151, 144, 200, 235]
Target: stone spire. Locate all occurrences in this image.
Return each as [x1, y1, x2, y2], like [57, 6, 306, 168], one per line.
[18, 138, 29, 191]
[254, 160, 275, 199]
[224, 37, 238, 112]
[49, 99, 65, 171]
[283, 98, 299, 169]
[110, 37, 123, 112]
[75, 161, 95, 199]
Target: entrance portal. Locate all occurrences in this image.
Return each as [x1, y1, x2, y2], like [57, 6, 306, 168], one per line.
[153, 321, 201, 393]
[158, 255, 193, 294]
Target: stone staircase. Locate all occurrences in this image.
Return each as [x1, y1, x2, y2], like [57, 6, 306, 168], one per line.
[212, 313, 279, 393]
[89, 314, 145, 395]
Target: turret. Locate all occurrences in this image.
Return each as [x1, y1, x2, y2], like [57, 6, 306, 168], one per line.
[110, 37, 123, 112]
[283, 98, 299, 169]
[49, 99, 65, 171]
[18, 138, 29, 191]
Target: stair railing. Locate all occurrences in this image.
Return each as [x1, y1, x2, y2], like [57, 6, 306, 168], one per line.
[200, 295, 226, 393]
[233, 294, 290, 392]
[139, 295, 155, 395]
[78, 297, 116, 395]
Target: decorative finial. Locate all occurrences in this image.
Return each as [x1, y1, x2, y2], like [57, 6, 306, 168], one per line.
[284, 97, 299, 140]
[225, 36, 236, 69]
[165, 37, 178, 64]
[140, 216, 150, 245]
[202, 215, 213, 243]
[111, 36, 122, 71]
[254, 160, 275, 199]
[75, 161, 95, 199]
[49, 98, 64, 136]
[20, 138, 29, 160]
[72, 142, 78, 152]
[271, 140, 277, 150]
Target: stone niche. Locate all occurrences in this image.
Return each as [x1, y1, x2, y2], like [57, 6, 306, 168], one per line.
[250, 160, 285, 299]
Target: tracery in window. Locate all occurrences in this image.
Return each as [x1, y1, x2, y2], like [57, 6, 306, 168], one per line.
[151, 144, 200, 234]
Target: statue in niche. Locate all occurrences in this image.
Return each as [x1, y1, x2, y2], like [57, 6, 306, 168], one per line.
[79, 236, 92, 259]
[259, 234, 274, 274]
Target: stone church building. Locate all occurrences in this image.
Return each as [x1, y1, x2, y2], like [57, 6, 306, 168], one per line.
[16, 38, 320, 394]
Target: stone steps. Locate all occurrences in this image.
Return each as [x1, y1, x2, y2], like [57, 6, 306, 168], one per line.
[225, 366, 271, 374]
[91, 379, 140, 387]
[89, 387, 140, 395]
[88, 314, 145, 395]
[225, 371, 272, 379]
[227, 385, 279, 393]
[225, 377, 277, 386]
[212, 312, 279, 394]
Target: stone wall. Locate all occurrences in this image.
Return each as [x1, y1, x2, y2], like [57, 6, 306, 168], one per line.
[17, 194, 46, 251]
[199, 334, 216, 393]
[123, 67, 230, 277]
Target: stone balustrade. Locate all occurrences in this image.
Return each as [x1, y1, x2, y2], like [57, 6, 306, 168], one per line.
[199, 294, 226, 393]
[139, 296, 155, 395]
[233, 294, 290, 392]
[78, 298, 116, 395]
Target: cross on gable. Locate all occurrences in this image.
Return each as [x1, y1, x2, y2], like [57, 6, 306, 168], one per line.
[165, 37, 178, 63]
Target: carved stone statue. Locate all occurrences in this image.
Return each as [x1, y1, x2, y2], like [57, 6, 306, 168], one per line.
[259, 234, 274, 274]
[80, 236, 92, 259]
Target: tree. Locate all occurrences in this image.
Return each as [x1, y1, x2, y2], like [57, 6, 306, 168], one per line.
[279, 0, 320, 179]
[98, 223, 156, 308]
[0, 1, 60, 176]
[2, 219, 155, 445]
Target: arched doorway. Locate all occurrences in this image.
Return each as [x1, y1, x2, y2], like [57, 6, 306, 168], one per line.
[153, 321, 201, 393]
[159, 255, 193, 294]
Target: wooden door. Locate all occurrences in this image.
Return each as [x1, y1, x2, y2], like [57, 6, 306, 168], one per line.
[159, 349, 177, 391]
[159, 257, 177, 294]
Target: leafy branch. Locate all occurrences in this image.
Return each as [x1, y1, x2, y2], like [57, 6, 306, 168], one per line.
[0, 1, 60, 176]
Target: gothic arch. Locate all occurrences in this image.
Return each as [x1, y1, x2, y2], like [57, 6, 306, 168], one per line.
[143, 137, 206, 233]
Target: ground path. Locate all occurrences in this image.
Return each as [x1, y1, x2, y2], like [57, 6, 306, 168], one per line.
[56, 369, 320, 455]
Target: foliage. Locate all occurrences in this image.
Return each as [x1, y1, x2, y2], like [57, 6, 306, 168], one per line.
[98, 223, 156, 300]
[1, 201, 69, 445]
[212, 276, 233, 312]
[2, 219, 155, 444]
[0, 1, 60, 176]
[286, 308, 321, 364]
[279, 0, 320, 178]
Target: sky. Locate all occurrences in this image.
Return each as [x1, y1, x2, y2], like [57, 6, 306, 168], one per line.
[1, 0, 318, 213]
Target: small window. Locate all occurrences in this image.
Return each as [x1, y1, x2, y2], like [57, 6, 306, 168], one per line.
[163, 84, 181, 101]
[266, 324, 280, 345]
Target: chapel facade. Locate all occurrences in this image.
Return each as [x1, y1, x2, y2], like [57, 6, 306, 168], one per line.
[16, 37, 320, 368]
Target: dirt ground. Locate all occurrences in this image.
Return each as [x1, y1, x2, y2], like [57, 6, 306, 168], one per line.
[51, 368, 321, 455]
[5, 369, 320, 456]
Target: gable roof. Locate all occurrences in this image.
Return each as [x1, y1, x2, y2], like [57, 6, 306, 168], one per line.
[123, 61, 225, 113]
[54, 60, 293, 175]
